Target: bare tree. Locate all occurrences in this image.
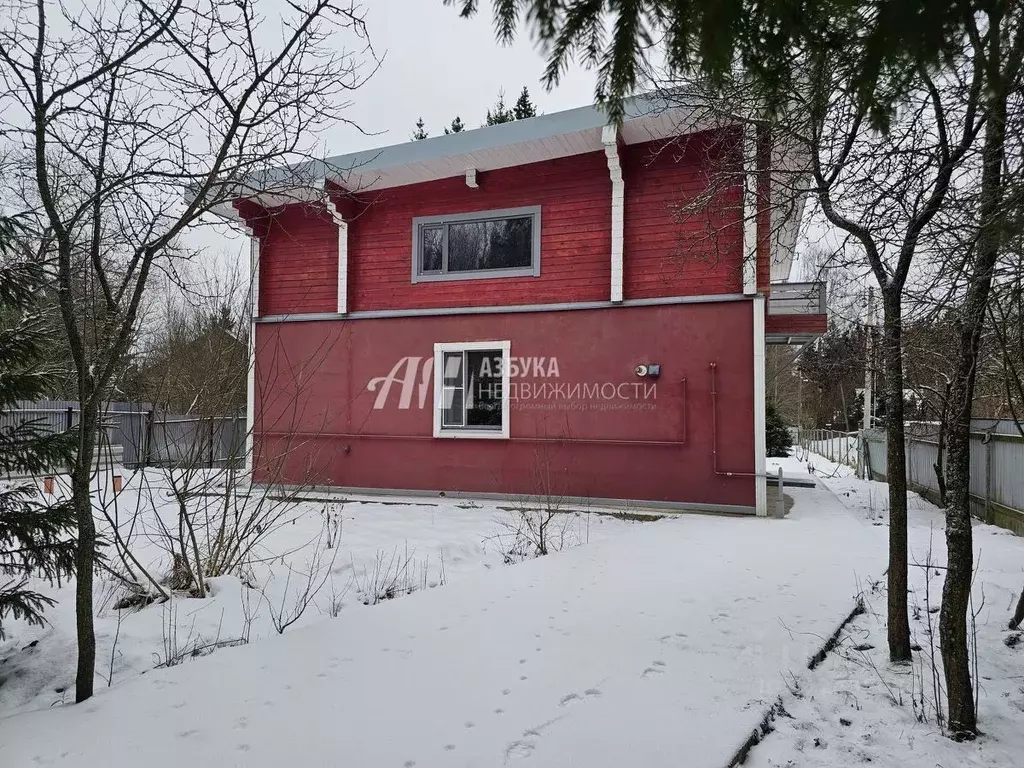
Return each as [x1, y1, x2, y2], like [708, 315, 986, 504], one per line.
[937, 5, 1024, 737]
[650, 62, 982, 665]
[0, 0, 374, 702]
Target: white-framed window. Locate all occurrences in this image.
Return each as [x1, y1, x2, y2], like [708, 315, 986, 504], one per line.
[432, 340, 511, 439]
[412, 206, 541, 283]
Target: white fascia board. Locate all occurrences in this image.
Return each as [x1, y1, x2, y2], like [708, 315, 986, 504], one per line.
[602, 124, 625, 303]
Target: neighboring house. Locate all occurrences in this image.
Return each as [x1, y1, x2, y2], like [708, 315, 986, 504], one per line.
[232, 95, 826, 515]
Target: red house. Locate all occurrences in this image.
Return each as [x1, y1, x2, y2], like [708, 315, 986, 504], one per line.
[233, 95, 825, 516]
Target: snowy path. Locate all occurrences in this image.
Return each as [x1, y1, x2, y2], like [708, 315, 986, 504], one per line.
[0, 485, 884, 768]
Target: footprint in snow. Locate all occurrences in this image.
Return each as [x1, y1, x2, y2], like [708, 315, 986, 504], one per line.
[642, 661, 667, 678]
[506, 740, 535, 759]
[560, 689, 602, 707]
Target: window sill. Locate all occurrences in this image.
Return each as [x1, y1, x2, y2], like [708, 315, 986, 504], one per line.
[412, 268, 539, 284]
[434, 429, 509, 440]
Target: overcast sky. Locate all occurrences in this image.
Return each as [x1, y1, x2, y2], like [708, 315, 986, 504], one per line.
[332, 1, 598, 148]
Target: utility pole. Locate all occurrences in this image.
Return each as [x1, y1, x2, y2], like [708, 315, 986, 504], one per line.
[863, 285, 874, 432]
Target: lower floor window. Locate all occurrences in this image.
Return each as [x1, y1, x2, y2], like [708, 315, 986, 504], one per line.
[433, 341, 511, 438]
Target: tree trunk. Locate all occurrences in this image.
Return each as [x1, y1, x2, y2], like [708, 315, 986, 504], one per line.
[882, 288, 913, 663]
[939, 66, 1007, 741]
[1010, 587, 1024, 630]
[74, 400, 98, 702]
[942, 381, 975, 737]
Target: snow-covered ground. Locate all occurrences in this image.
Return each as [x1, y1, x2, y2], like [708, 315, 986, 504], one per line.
[0, 469, 639, 717]
[0, 462, 884, 767]
[757, 452, 1024, 768]
[2, 456, 1022, 767]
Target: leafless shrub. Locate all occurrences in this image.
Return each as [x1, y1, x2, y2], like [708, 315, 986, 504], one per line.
[153, 601, 245, 669]
[324, 578, 351, 618]
[352, 544, 447, 606]
[322, 502, 342, 549]
[489, 449, 592, 563]
[260, 526, 339, 635]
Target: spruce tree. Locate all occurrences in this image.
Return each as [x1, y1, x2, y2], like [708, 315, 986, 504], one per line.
[444, 116, 465, 134]
[765, 403, 793, 458]
[0, 216, 76, 639]
[485, 90, 514, 125]
[512, 86, 537, 119]
[412, 117, 428, 140]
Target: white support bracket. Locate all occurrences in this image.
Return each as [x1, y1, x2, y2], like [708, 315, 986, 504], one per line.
[465, 168, 479, 188]
[323, 179, 349, 315]
[742, 124, 758, 296]
[602, 124, 625, 303]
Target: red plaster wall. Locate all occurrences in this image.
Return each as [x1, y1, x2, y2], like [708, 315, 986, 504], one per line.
[252, 301, 756, 508]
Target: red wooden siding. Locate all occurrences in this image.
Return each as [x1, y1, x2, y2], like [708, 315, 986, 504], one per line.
[259, 206, 338, 316]
[248, 127, 755, 317]
[766, 313, 828, 336]
[348, 151, 612, 312]
[622, 132, 744, 300]
[252, 301, 757, 508]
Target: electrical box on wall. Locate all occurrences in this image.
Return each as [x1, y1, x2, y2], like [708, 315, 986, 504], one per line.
[634, 363, 661, 378]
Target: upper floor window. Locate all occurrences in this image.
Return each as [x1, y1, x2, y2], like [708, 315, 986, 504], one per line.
[412, 206, 541, 283]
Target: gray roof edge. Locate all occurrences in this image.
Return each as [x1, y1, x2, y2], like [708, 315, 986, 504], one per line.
[267, 92, 689, 187]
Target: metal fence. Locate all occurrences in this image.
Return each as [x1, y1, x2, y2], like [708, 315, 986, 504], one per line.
[2, 399, 246, 472]
[797, 428, 860, 469]
[861, 420, 1024, 536]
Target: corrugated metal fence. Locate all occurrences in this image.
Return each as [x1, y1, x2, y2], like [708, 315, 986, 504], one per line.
[2, 399, 246, 470]
[861, 420, 1024, 536]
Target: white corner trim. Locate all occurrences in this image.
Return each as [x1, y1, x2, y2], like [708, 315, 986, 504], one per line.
[432, 340, 511, 439]
[237, 217, 260, 478]
[753, 295, 767, 516]
[602, 124, 625, 303]
[244, 322, 256, 479]
[322, 184, 349, 315]
[742, 125, 758, 296]
[465, 168, 479, 188]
